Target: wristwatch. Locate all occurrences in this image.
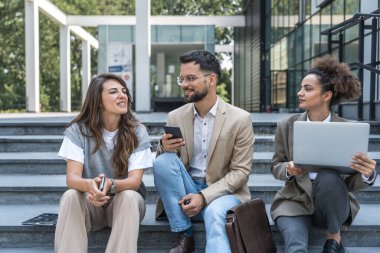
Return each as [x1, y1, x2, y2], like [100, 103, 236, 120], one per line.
[108, 178, 117, 196]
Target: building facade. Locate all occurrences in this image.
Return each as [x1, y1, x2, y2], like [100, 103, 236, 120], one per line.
[236, 0, 380, 120]
[98, 25, 215, 111]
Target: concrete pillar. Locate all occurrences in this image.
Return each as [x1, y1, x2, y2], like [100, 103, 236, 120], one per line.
[81, 40, 91, 104]
[25, 0, 40, 112]
[135, 0, 151, 112]
[156, 52, 165, 96]
[231, 53, 235, 106]
[60, 26, 71, 112]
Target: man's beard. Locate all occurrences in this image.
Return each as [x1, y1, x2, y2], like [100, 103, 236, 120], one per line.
[184, 86, 208, 103]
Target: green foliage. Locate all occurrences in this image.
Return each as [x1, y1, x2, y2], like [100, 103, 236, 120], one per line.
[217, 66, 232, 103]
[0, 0, 241, 111]
[151, 0, 241, 15]
[0, 0, 25, 111]
[217, 83, 230, 103]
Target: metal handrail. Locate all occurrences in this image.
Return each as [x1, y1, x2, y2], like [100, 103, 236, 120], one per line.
[349, 62, 380, 75]
[321, 11, 380, 35]
[321, 10, 380, 121]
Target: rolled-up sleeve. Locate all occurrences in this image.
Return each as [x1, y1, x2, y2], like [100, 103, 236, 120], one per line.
[128, 148, 153, 172]
[57, 136, 84, 164]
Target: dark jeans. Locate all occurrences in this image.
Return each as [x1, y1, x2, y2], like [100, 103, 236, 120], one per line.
[276, 170, 351, 253]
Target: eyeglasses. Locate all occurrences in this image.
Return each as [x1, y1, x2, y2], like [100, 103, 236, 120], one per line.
[176, 74, 211, 86]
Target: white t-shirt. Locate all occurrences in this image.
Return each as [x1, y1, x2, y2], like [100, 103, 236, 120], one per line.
[58, 128, 153, 173]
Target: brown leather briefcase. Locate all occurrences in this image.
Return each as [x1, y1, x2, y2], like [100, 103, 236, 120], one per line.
[225, 198, 276, 253]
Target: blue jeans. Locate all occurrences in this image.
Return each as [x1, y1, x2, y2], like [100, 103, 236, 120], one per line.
[153, 152, 240, 253]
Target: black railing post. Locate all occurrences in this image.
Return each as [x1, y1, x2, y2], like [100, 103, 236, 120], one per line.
[328, 33, 332, 54]
[358, 18, 365, 121]
[338, 32, 344, 61]
[338, 31, 344, 116]
[370, 17, 378, 121]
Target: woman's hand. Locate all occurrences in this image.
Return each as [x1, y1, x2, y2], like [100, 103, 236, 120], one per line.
[350, 153, 377, 178]
[286, 161, 307, 176]
[86, 174, 110, 207]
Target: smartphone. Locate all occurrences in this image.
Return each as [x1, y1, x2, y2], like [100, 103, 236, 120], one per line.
[98, 177, 106, 192]
[163, 126, 183, 140]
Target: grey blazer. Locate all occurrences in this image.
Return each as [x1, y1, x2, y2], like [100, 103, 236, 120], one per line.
[270, 111, 371, 224]
[155, 97, 254, 218]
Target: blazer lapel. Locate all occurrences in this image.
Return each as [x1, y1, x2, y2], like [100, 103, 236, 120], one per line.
[181, 106, 195, 166]
[289, 112, 308, 159]
[207, 100, 227, 164]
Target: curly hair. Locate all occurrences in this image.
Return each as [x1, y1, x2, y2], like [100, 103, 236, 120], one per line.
[307, 55, 361, 106]
[69, 73, 139, 178]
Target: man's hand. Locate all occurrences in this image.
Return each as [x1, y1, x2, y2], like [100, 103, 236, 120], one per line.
[179, 193, 206, 217]
[86, 174, 110, 207]
[286, 161, 307, 176]
[161, 133, 185, 152]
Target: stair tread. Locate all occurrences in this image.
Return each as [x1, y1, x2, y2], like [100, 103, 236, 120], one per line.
[1, 151, 380, 162]
[0, 174, 378, 190]
[0, 135, 63, 140]
[1, 247, 380, 253]
[0, 152, 60, 160]
[0, 203, 379, 229]
[3, 134, 380, 139]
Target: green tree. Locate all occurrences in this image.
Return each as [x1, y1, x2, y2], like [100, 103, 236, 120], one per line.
[42, 0, 136, 111]
[0, 0, 241, 111]
[217, 67, 232, 103]
[0, 0, 25, 111]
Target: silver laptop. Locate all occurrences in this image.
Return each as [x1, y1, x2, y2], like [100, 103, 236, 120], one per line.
[293, 121, 370, 174]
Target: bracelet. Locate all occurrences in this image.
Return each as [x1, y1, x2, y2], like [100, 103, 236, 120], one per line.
[107, 178, 117, 196]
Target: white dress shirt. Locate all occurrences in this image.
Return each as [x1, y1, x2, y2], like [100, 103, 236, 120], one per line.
[189, 98, 219, 179]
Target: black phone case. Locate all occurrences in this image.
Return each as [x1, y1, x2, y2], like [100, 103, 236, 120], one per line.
[163, 126, 183, 139]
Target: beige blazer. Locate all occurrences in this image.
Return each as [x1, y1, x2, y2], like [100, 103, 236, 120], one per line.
[270, 111, 371, 224]
[155, 98, 254, 218]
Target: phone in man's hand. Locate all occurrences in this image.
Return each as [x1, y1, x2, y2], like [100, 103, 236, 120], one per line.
[164, 126, 183, 140]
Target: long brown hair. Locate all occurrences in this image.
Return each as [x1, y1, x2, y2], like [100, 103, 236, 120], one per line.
[69, 73, 139, 177]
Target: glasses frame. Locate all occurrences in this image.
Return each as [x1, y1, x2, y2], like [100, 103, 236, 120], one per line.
[176, 73, 212, 86]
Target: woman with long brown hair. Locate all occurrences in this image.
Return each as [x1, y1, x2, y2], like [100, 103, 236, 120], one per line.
[54, 73, 152, 253]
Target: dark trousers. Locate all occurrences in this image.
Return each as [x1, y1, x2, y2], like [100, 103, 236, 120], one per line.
[276, 170, 351, 253]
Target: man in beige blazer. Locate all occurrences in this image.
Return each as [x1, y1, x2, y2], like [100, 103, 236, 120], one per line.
[153, 50, 254, 253]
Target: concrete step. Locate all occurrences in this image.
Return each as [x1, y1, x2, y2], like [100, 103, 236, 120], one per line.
[145, 173, 380, 205]
[0, 135, 274, 153]
[1, 247, 380, 253]
[0, 203, 379, 249]
[0, 174, 379, 205]
[0, 135, 159, 153]
[0, 135, 63, 152]
[1, 113, 380, 134]
[1, 118, 380, 136]
[0, 120, 279, 136]
[0, 152, 66, 175]
[0, 134, 275, 155]
[1, 151, 380, 175]
[2, 132, 380, 152]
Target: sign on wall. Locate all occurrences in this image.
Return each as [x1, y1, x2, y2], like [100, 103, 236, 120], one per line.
[107, 43, 133, 93]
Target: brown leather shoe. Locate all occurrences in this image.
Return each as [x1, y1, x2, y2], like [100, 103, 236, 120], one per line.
[168, 233, 195, 253]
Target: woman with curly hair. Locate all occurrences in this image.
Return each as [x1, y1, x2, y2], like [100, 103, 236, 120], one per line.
[54, 73, 152, 253]
[271, 55, 377, 253]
